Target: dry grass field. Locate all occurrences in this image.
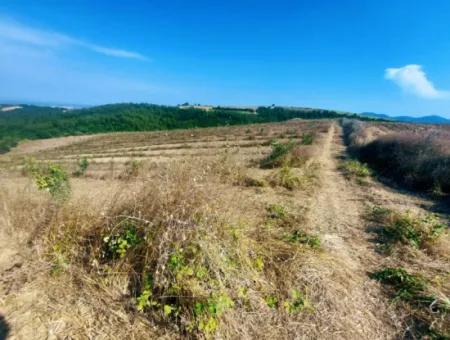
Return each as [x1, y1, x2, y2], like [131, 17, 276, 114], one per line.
[0, 119, 449, 339]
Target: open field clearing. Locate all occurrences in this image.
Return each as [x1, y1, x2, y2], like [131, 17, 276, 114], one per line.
[0, 120, 328, 177]
[0, 119, 449, 339]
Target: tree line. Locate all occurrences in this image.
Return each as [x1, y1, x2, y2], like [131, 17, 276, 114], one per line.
[0, 103, 367, 153]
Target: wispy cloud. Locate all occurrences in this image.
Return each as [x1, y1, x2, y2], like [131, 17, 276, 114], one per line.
[385, 64, 448, 99]
[0, 18, 148, 61]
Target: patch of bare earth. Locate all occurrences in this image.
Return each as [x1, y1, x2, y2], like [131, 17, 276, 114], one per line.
[8, 135, 98, 155]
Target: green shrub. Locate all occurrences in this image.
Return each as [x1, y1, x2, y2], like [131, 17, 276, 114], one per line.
[371, 268, 430, 303]
[103, 221, 142, 259]
[192, 293, 234, 334]
[73, 157, 89, 177]
[368, 205, 391, 222]
[27, 161, 71, 201]
[265, 295, 279, 309]
[260, 140, 296, 168]
[300, 132, 314, 145]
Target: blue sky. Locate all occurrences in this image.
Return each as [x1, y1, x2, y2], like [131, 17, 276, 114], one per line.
[1, 1, 450, 117]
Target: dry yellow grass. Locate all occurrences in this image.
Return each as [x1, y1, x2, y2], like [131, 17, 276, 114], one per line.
[0, 119, 448, 339]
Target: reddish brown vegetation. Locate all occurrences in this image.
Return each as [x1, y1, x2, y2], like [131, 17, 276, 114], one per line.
[342, 119, 450, 194]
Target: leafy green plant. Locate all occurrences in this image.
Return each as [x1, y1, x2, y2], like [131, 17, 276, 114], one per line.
[136, 274, 159, 311]
[254, 256, 264, 271]
[103, 222, 141, 259]
[285, 230, 321, 248]
[371, 268, 430, 303]
[31, 162, 71, 201]
[49, 248, 70, 276]
[265, 295, 279, 309]
[283, 289, 312, 314]
[193, 293, 234, 334]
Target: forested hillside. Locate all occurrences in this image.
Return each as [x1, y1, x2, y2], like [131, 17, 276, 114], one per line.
[0, 103, 360, 153]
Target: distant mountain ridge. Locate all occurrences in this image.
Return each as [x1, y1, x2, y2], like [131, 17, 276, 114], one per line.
[360, 112, 450, 124]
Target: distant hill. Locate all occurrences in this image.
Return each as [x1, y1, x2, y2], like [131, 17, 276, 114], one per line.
[360, 112, 450, 124]
[0, 103, 362, 154]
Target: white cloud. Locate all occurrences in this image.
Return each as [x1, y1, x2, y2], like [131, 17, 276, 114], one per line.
[385, 64, 449, 99]
[0, 18, 148, 61]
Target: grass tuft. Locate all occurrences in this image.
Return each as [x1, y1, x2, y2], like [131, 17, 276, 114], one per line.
[260, 140, 308, 169]
[339, 159, 371, 180]
[268, 166, 301, 190]
[369, 207, 447, 250]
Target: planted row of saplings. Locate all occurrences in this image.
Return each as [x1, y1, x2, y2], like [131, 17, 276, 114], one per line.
[368, 206, 450, 338]
[21, 157, 145, 198]
[45, 164, 322, 337]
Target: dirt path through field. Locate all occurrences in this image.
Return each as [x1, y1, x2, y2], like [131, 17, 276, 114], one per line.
[303, 123, 400, 338]
[311, 124, 382, 268]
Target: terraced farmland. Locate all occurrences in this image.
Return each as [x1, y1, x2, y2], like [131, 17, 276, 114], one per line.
[1, 119, 329, 178]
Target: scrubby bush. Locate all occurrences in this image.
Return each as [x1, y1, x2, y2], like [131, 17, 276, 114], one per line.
[268, 166, 302, 190]
[341, 118, 368, 150]
[24, 159, 71, 201]
[38, 160, 321, 337]
[300, 132, 314, 145]
[371, 267, 430, 303]
[43, 164, 272, 336]
[358, 132, 450, 194]
[260, 140, 295, 168]
[369, 207, 446, 249]
[283, 289, 313, 314]
[342, 118, 450, 195]
[73, 157, 89, 177]
[260, 140, 309, 168]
